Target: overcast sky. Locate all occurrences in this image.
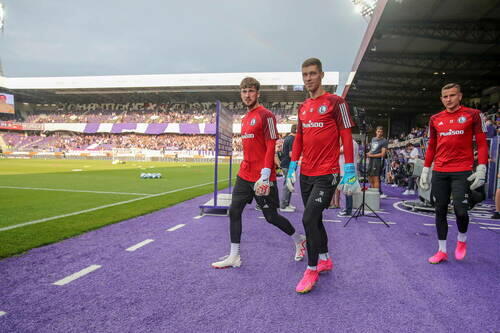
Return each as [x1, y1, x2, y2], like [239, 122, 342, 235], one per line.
[0, 0, 367, 82]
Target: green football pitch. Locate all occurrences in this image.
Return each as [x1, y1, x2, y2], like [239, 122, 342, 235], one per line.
[0, 159, 235, 258]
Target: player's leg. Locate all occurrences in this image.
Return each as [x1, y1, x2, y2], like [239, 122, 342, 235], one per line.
[256, 183, 306, 261]
[280, 168, 295, 212]
[450, 171, 472, 260]
[317, 174, 339, 273]
[212, 176, 252, 268]
[429, 171, 451, 264]
[296, 174, 335, 293]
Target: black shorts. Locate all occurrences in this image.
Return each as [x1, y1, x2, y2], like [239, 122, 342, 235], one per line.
[300, 173, 340, 209]
[368, 158, 383, 177]
[231, 176, 280, 209]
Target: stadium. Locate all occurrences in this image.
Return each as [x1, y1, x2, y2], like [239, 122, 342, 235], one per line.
[0, 0, 499, 332]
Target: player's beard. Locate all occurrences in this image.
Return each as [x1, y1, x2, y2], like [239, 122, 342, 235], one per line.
[244, 100, 258, 110]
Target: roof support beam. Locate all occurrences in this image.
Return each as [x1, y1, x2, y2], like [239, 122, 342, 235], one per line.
[378, 20, 500, 44]
[363, 52, 500, 71]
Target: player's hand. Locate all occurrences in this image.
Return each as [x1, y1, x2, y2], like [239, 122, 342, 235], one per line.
[467, 164, 487, 190]
[254, 168, 271, 196]
[339, 163, 361, 195]
[419, 167, 430, 190]
[286, 161, 298, 192]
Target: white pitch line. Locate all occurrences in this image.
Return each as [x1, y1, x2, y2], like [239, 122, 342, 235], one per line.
[0, 311, 6, 317]
[471, 221, 500, 227]
[53, 265, 102, 286]
[193, 215, 203, 219]
[324, 219, 342, 223]
[167, 224, 186, 232]
[480, 226, 500, 230]
[0, 185, 149, 196]
[0, 178, 234, 232]
[423, 223, 453, 227]
[368, 221, 396, 225]
[126, 239, 154, 252]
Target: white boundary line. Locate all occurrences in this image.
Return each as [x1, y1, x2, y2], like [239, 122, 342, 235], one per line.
[0, 311, 6, 317]
[0, 178, 233, 232]
[0, 185, 149, 196]
[53, 265, 102, 286]
[368, 221, 396, 225]
[470, 221, 500, 227]
[423, 223, 453, 227]
[126, 239, 154, 252]
[480, 226, 500, 230]
[167, 224, 186, 232]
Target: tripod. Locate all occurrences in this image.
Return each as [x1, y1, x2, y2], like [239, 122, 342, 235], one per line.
[344, 131, 390, 228]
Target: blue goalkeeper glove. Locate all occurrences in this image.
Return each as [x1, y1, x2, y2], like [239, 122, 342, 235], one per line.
[339, 163, 361, 195]
[286, 161, 298, 192]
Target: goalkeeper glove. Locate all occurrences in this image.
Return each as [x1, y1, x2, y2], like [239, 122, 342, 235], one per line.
[254, 168, 271, 196]
[419, 167, 430, 191]
[467, 164, 486, 190]
[285, 161, 298, 192]
[338, 163, 361, 195]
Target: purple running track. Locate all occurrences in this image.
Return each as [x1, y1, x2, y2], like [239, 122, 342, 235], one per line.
[0, 184, 498, 332]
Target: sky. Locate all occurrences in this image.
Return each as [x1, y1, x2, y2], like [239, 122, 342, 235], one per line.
[0, 0, 368, 84]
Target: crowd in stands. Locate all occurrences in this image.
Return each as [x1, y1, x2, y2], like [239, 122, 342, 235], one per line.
[22, 102, 300, 124]
[0, 132, 247, 152]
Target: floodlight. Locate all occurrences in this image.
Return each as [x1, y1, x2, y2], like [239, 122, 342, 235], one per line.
[351, 0, 377, 18]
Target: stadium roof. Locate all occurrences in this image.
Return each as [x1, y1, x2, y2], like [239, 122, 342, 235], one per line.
[0, 72, 339, 104]
[343, 0, 500, 116]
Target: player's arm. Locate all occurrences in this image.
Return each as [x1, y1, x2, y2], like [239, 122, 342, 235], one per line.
[254, 113, 278, 196]
[286, 111, 303, 191]
[468, 112, 489, 190]
[420, 119, 436, 190]
[334, 98, 360, 195]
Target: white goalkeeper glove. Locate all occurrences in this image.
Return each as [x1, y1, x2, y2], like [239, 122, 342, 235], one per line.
[254, 168, 271, 196]
[419, 167, 430, 190]
[467, 164, 487, 190]
[285, 161, 298, 192]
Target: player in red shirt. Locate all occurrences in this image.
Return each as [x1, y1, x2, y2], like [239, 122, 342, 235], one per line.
[212, 77, 306, 269]
[286, 58, 360, 293]
[420, 83, 488, 264]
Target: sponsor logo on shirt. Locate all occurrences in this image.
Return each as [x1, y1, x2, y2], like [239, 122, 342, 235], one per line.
[438, 121, 444, 126]
[309, 107, 314, 113]
[458, 116, 467, 124]
[439, 129, 464, 137]
[241, 134, 255, 139]
[302, 121, 324, 128]
[250, 118, 256, 126]
[318, 105, 327, 114]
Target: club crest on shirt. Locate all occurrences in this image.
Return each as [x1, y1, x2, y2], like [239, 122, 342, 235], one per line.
[250, 118, 256, 126]
[309, 107, 314, 113]
[318, 105, 327, 114]
[458, 116, 467, 124]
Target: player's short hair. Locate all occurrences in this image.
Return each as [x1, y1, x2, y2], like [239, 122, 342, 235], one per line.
[376, 126, 384, 131]
[406, 143, 414, 148]
[291, 124, 297, 134]
[301, 58, 323, 72]
[240, 77, 260, 91]
[442, 83, 461, 93]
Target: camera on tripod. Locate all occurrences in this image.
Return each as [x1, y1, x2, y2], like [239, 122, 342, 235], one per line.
[352, 106, 371, 134]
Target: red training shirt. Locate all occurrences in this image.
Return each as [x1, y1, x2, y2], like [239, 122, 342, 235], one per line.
[291, 92, 355, 176]
[238, 105, 279, 182]
[424, 106, 488, 172]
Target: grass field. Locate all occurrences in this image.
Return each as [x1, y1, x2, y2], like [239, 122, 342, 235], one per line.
[0, 159, 235, 258]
